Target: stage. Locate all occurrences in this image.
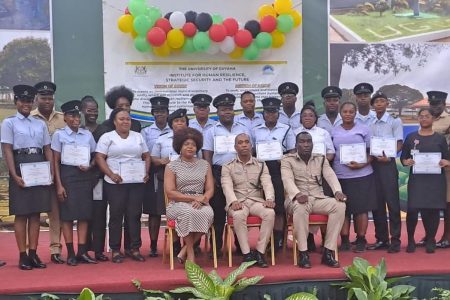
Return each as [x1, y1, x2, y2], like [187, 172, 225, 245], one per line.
[1, 221, 450, 299]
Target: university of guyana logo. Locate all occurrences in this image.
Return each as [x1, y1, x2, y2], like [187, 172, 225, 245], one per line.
[134, 66, 148, 75]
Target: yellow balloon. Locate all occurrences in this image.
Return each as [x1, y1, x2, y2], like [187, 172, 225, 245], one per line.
[258, 4, 276, 18]
[167, 29, 185, 49]
[118, 14, 134, 33]
[153, 42, 171, 57]
[274, 0, 293, 15]
[290, 10, 302, 27]
[229, 47, 243, 59]
[130, 29, 138, 39]
[271, 30, 285, 48]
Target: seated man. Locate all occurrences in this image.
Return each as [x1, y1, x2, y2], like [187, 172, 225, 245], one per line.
[281, 132, 346, 268]
[221, 133, 275, 268]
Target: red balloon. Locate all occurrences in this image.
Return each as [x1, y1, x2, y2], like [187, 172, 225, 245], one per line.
[234, 29, 253, 48]
[147, 27, 166, 47]
[125, 7, 130, 15]
[155, 18, 172, 34]
[182, 22, 197, 37]
[208, 24, 227, 42]
[223, 18, 239, 36]
[260, 15, 277, 33]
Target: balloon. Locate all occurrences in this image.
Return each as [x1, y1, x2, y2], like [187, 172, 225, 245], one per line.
[147, 27, 166, 47]
[195, 12, 213, 32]
[258, 4, 277, 18]
[155, 17, 172, 33]
[244, 20, 261, 38]
[271, 30, 285, 48]
[125, 7, 130, 15]
[167, 29, 185, 49]
[212, 14, 223, 24]
[260, 15, 277, 33]
[130, 29, 138, 38]
[223, 18, 239, 36]
[182, 37, 196, 53]
[146, 6, 161, 20]
[133, 15, 153, 36]
[234, 30, 253, 48]
[208, 24, 227, 42]
[206, 42, 220, 55]
[290, 10, 302, 27]
[220, 36, 235, 54]
[134, 36, 151, 52]
[255, 32, 272, 49]
[153, 42, 171, 56]
[277, 14, 294, 33]
[185, 11, 197, 23]
[193, 31, 211, 51]
[118, 14, 134, 33]
[128, 0, 147, 16]
[182, 22, 197, 37]
[164, 12, 172, 20]
[169, 11, 186, 29]
[274, 0, 293, 14]
[243, 43, 260, 60]
[229, 47, 243, 59]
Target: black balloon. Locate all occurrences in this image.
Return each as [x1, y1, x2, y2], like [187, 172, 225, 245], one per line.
[185, 10, 197, 23]
[195, 12, 213, 32]
[164, 11, 172, 20]
[244, 20, 261, 38]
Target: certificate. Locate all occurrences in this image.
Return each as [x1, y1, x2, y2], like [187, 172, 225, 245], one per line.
[119, 160, 146, 183]
[256, 141, 282, 161]
[61, 144, 90, 167]
[340, 143, 367, 164]
[20, 161, 52, 187]
[214, 135, 236, 154]
[312, 142, 326, 156]
[413, 152, 442, 174]
[370, 137, 397, 158]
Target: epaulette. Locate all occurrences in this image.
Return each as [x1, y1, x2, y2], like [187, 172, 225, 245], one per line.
[159, 131, 170, 137]
[224, 158, 237, 166]
[254, 123, 264, 129]
[390, 113, 398, 119]
[5, 115, 15, 119]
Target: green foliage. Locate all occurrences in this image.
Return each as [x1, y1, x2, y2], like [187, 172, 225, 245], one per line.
[263, 288, 318, 300]
[430, 287, 450, 300]
[35, 288, 107, 300]
[132, 279, 173, 300]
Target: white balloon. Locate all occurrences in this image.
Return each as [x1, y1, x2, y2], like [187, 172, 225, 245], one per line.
[220, 36, 235, 54]
[207, 42, 220, 55]
[169, 11, 186, 29]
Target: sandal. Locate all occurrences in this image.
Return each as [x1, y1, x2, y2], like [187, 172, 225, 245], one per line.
[112, 251, 123, 263]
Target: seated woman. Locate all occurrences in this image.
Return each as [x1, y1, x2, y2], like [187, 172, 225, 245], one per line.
[164, 127, 214, 264]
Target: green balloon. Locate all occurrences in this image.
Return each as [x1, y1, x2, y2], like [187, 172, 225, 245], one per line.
[212, 14, 223, 24]
[133, 15, 153, 36]
[183, 38, 196, 53]
[193, 32, 211, 52]
[255, 32, 272, 49]
[243, 43, 260, 60]
[277, 14, 294, 33]
[146, 6, 162, 20]
[134, 36, 151, 52]
[128, 0, 147, 16]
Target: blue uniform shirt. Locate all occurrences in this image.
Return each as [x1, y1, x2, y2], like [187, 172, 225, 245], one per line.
[189, 118, 216, 134]
[356, 110, 377, 127]
[51, 125, 96, 153]
[278, 110, 301, 131]
[151, 131, 176, 159]
[252, 122, 295, 153]
[317, 113, 342, 134]
[1, 112, 51, 149]
[141, 123, 171, 153]
[234, 112, 264, 131]
[370, 112, 403, 140]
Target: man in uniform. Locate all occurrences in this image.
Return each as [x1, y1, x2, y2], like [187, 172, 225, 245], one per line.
[354, 83, 376, 126]
[221, 133, 275, 267]
[189, 94, 216, 134]
[317, 86, 343, 134]
[281, 132, 346, 268]
[235, 91, 264, 131]
[278, 82, 301, 132]
[203, 93, 251, 256]
[31, 81, 65, 264]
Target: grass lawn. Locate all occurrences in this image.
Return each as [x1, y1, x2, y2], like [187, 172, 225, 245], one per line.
[332, 11, 450, 42]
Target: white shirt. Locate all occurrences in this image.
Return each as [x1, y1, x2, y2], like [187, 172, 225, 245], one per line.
[294, 125, 335, 155]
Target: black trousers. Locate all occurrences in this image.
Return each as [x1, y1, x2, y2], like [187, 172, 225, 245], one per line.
[211, 165, 226, 250]
[406, 208, 440, 242]
[90, 200, 108, 254]
[104, 181, 144, 251]
[372, 160, 401, 244]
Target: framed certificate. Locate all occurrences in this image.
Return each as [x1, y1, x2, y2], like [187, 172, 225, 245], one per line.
[20, 161, 52, 187]
[61, 144, 90, 167]
[119, 160, 146, 183]
[413, 152, 442, 174]
[312, 142, 326, 156]
[340, 143, 367, 164]
[370, 137, 397, 158]
[214, 135, 236, 154]
[256, 141, 282, 161]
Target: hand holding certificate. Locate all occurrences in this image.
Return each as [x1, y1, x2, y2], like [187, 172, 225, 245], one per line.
[340, 143, 367, 164]
[413, 152, 442, 174]
[256, 141, 282, 161]
[370, 137, 397, 158]
[214, 135, 236, 154]
[119, 160, 146, 183]
[61, 144, 90, 167]
[20, 161, 52, 187]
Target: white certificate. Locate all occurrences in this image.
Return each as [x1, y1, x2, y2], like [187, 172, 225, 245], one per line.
[119, 160, 146, 183]
[312, 142, 326, 156]
[340, 143, 367, 164]
[214, 135, 236, 154]
[256, 141, 283, 161]
[20, 161, 52, 187]
[413, 152, 442, 174]
[370, 137, 397, 158]
[61, 144, 90, 167]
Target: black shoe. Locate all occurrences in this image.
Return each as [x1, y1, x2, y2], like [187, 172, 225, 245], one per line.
[30, 255, 46, 269]
[353, 237, 367, 253]
[77, 253, 98, 264]
[66, 255, 78, 266]
[350, 239, 357, 245]
[367, 240, 390, 251]
[307, 233, 317, 252]
[321, 248, 339, 268]
[387, 243, 401, 253]
[254, 251, 268, 268]
[51, 254, 65, 264]
[95, 253, 109, 262]
[124, 249, 132, 258]
[18, 257, 33, 271]
[426, 239, 436, 254]
[130, 250, 145, 262]
[298, 251, 311, 269]
[242, 252, 254, 263]
[149, 249, 158, 257]
[112, 251, 123, 263]
[0, 260, 5, 267]
[406, 240, 416, 253]
[416, 237, 426, 247]
[339, 240, 351, 252]
[436, 239, 450, 249]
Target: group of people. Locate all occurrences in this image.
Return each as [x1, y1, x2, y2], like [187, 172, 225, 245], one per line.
[1, 79, 450, 271]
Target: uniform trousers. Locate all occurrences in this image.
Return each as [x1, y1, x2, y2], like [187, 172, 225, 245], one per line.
[227, 199, 275, 254]
[48, 190, 62, 255]
[91, 200, 108, 254]
[211, 165, 226, 250]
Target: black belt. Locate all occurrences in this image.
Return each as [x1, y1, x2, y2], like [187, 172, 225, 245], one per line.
[13, 147, 43, 155]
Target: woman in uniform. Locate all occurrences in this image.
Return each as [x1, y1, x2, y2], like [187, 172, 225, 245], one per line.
[1, 85, 52, 270]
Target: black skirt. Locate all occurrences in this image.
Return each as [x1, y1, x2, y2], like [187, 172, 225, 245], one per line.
[339, 174, 377, 215]
[9, 153, 51, 216]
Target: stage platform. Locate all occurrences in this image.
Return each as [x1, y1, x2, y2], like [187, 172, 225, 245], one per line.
[1, 221, 450, 299]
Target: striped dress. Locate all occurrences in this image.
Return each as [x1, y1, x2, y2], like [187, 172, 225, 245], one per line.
[166, 158, 214, 237]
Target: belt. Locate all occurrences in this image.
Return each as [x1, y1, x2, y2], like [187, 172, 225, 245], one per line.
[13, 147, 43, 155]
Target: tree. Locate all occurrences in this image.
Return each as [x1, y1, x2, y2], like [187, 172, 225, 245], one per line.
[375, 0, 390, 16]
[379, 84, 423, 115]
[0, 38, 51, 90]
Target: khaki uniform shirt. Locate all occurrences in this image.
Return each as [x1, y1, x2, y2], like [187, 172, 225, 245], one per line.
[281, 153, 342, 202]
[31, 109, 65, 136]
[433, 111, 450, 144]
[221, 156, 275, 209]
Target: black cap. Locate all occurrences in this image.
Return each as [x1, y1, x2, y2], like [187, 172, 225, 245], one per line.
[34, 81, 56, 95]
[427, 91, 448, 104]
[61, 100, 82, 114]
[261, 97, 281, 111]
[278, 82, 299, 96]
[321, 86, 342, 98]
[370, 91, 388, 105]
[212, 93, 236, 108]
[150, 96, 170, 110]
[13, 85, 36, 101]
[191, 94, 212, 107]
[353, 83, 374, 95]
[168, 108, 187, 124]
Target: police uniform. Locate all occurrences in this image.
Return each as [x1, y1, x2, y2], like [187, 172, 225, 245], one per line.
[189, 94, 217, 133]
[354, 83, 376, 126]
[235, 112, 264, 131]
[317, 86, 343, 134]
[1, 85, 51, 216]
[278, 82, 301, 131]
